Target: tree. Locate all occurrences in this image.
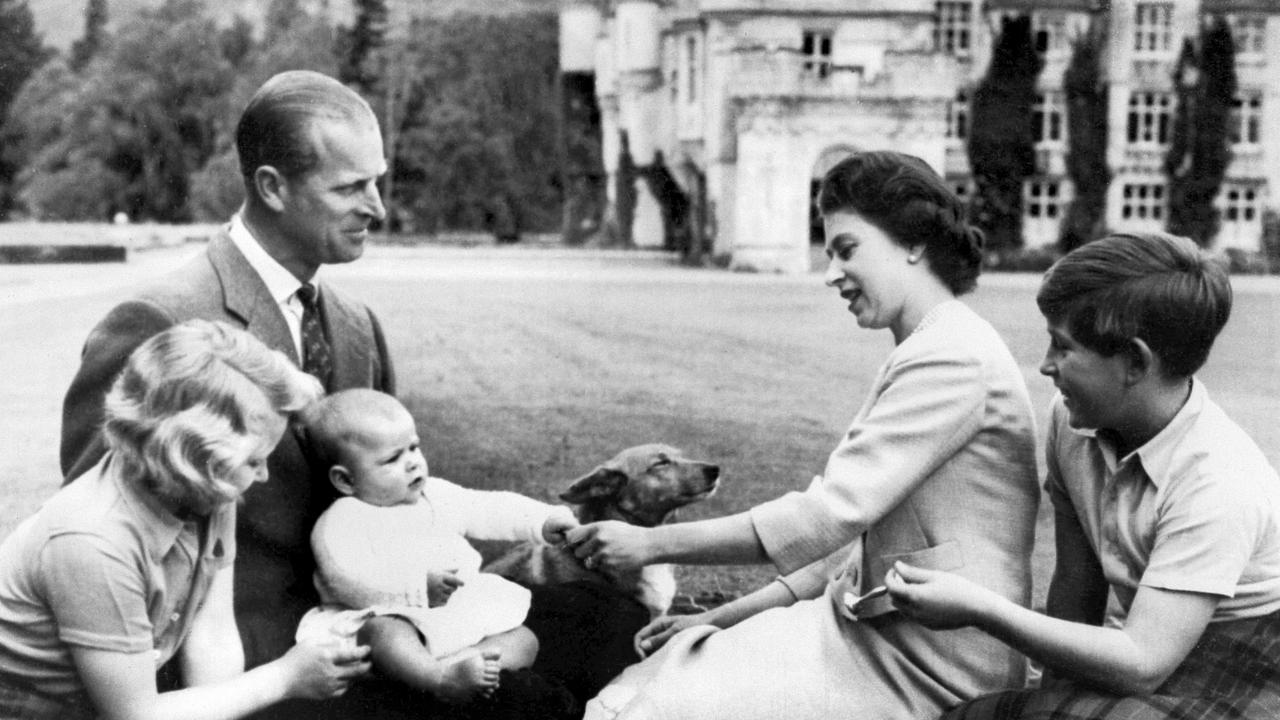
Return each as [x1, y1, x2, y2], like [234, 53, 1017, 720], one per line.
[560, 70, 605, 245]
[967, 14, 1042, 256]
[219, 13, 256, 69]
[339, 0, 388, 94]
[0, 0, 52, 217]
[613, 131, 636, 246]
[639, 150, 690, 253]
[69, 0, 108, 72]
[13, 0, 235, 221]
[390, 12, 563, 237]
[185, 0, 340, 221]
[1164, 16, 1236, 247]
[1059, 17, 1110, 253]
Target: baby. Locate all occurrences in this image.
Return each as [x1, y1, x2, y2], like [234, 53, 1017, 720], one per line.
[295, 389, 578, 704]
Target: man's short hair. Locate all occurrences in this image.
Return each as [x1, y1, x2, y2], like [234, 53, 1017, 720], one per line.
[1036, 231, 1232, 378]
[235, 70, 375, 189]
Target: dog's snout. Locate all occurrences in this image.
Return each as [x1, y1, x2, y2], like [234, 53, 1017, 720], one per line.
[705, 465, 721, 480]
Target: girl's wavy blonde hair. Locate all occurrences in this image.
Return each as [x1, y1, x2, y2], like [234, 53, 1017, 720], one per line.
[103, 319, 322, 513]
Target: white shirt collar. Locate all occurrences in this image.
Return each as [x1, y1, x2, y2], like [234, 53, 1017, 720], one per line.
[227, 213, 307, 303]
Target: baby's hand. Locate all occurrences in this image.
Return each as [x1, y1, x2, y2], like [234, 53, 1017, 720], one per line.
[542, 507, 579, 545]
[428, 569, 463, 607]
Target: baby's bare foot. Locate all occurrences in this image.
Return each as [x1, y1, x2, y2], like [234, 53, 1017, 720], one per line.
[435, 650, 502, 704]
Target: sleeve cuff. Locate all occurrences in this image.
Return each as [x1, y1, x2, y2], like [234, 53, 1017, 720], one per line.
[750, 491, 828, 576]
[1140, 572, 1237, 599]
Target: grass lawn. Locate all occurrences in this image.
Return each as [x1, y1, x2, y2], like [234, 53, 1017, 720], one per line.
[4, 242, 1279, 612]
[329, 246, 1280, 610]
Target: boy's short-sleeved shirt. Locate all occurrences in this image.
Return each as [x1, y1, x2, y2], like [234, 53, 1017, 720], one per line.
[1045, 379, 1280, 623]
[0, 456, 236, 698]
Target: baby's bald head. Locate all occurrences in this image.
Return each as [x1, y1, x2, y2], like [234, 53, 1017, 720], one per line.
[303, 388, 412, 469]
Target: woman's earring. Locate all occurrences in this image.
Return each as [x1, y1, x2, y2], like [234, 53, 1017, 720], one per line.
[907, 254, 921, 264]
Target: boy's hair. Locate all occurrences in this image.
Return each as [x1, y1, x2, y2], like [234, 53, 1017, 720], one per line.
[1036, 231, 1232, 378]
[104, 319, 322, 511]
[301, 388, 407, 471]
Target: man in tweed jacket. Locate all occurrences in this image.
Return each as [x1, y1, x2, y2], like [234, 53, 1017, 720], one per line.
[59, 70, 395, 671]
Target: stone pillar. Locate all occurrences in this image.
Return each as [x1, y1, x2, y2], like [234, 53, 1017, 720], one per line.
[730, 109, 811, 274]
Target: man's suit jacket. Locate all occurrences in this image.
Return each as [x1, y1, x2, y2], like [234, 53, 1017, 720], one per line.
[60, 230, 395, 668]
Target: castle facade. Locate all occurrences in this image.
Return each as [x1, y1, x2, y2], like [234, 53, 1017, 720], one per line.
[560, 0, 1280, 272]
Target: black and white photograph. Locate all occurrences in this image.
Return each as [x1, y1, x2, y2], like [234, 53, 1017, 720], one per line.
[2, 1, 1279, 719]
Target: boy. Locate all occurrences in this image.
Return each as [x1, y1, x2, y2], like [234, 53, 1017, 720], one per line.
[295, 389, 578, 705]
[886, 232, 1280, 719]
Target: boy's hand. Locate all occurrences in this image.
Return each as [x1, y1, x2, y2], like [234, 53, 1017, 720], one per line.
[542, 507, 579, 545]
[427, 569, 463, 607]
[884, 562, 994, 631]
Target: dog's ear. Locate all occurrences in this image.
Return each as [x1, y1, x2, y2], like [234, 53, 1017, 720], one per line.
[560, 467, 628, 503]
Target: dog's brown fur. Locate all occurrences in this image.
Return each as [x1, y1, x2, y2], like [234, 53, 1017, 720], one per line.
[482, 444, 720, 617]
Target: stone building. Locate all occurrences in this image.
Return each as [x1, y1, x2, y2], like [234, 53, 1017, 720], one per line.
[560, 0, 1280, 272]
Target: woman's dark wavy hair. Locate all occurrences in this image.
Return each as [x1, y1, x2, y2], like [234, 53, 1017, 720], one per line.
[1036, 231, 1231, 378]
[817, 151, 984, 294]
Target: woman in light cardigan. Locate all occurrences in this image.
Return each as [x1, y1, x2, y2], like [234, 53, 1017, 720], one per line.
[566, 151, 1041, 720]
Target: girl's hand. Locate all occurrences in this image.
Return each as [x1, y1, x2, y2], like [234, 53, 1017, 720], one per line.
[563, 521, 654, 573]
[634, 613, 707, 657]
[281, 636, 371, 699]
[884, 562, 994, 631]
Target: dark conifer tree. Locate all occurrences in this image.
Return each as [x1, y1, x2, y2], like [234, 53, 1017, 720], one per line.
[69, 0, 108, 72]
[967, 14, 1043, 256]
[1165, 15, 1236, 246]
[560, 71, 605, 245]
[1059, 18, 1110, 252]
[340, 0, 389, 93]
[615, 131, 637, 247]
[0, 0, 50, 217]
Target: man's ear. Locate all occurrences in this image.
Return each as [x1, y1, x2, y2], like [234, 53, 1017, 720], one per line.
[1124, 338, 1157, 385]
[253, 166, 288, 213]
[329, 465, 357, 496]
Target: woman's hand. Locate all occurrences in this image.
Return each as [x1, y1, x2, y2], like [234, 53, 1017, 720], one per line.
[427, 569, 464, 607]
[563, 521, 655, 573]
[279, 636, 372, 700]
[884, 562, 995, 630]
[634, 613, 708, 657]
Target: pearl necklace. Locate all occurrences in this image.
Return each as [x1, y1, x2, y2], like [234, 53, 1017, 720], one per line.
[909, 300, 958, 340]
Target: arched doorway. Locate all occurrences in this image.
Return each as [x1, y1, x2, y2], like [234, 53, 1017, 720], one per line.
[810, 145, 857, 244]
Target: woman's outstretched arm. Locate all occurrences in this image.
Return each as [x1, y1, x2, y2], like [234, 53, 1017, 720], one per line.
[564, 511, 766, 573]
[634, 578, 800, 656]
